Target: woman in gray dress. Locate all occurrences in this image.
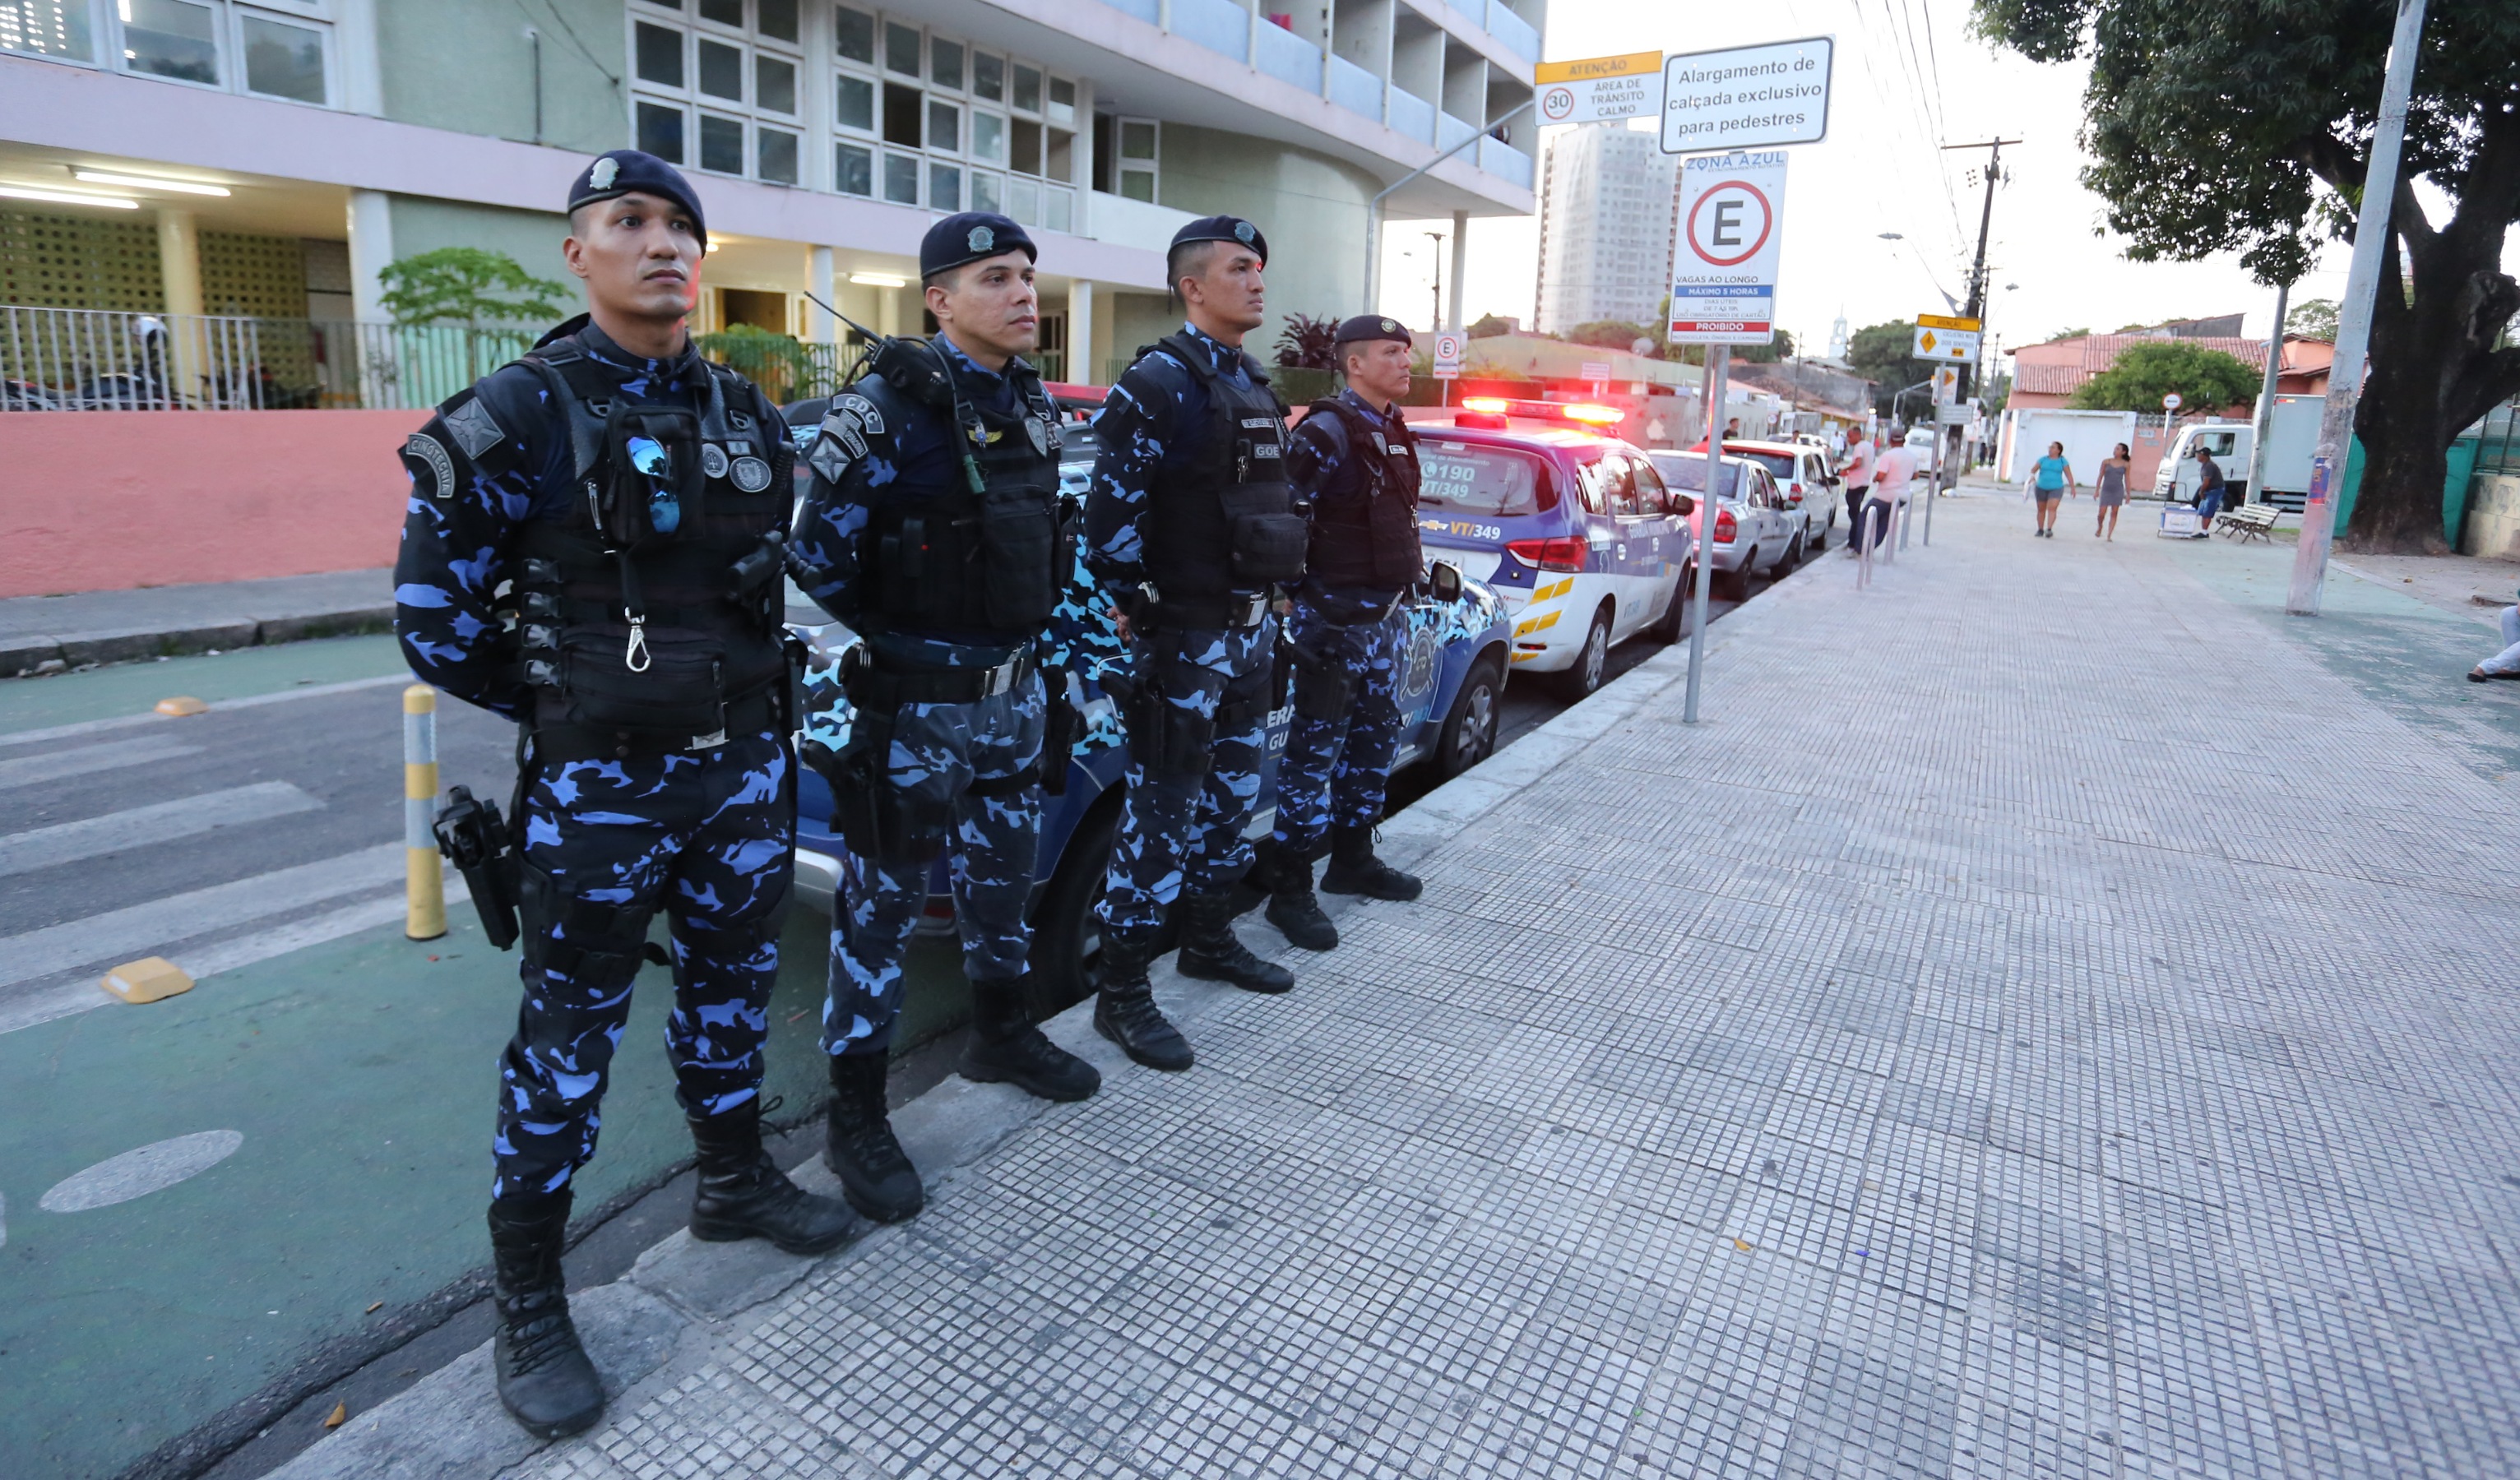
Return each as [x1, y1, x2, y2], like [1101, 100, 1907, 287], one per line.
[2094, 442, 2132, 540]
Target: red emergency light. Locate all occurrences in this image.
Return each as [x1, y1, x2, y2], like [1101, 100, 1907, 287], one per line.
[1452, 397, 1628, 431]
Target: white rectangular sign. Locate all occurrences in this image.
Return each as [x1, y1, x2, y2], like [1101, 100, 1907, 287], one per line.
[1661, 37, 1834, 155]
[1433, 330, 1464, 380]
[1536, 52, 1664, 127]
[1912, 325, 1981, 363]
[1666, 150, 1786, 346]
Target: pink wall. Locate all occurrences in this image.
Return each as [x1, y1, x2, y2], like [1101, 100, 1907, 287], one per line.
[0, 409, 424, 599]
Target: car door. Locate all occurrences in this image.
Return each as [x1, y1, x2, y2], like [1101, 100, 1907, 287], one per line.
[1619, 451, 1681, 622]
[1587, 452, 1651, 641]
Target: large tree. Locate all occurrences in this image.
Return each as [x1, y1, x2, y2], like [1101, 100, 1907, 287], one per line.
[1972, 0, 2520, 553]
[1845, 320, 1939, 419]
[2069, 341, 2265, 413]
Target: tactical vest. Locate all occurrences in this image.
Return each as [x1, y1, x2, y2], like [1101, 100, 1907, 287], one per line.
[508, 330, 793, 756]
[1299, 397, 1423, 592]
[1140, 332, 1309, 613]
[841, 354, 1068, 645]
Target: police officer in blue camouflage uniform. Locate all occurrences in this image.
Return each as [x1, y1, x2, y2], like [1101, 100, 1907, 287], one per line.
[1082, 216, 1303, 1072]
[1255, 315, 1428, 950]
[789, 212, 1101, 1224]
[393, 150, 855, 1441]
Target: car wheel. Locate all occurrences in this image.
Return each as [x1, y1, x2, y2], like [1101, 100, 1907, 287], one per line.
[1554, 605, 1614, 700]
[1782, 532, 1805, 570]
[1023, 796, 1119, 1019]
[1715, 553, 1752, 602]
[1436, 650, 1505, 779]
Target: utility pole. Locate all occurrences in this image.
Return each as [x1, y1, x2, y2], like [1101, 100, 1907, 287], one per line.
[2289, 0, 2429, 616]
[1424, 229, 1448, 335]
[2248, 278, 2291, 506]
[1942, 139, 2019, 401]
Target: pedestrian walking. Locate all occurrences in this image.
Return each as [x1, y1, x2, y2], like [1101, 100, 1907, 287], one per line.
[2028, 441, 2075, 537]
[788, 212, 1104, 1227]
[392, 150, 857, 1441]
[1254, 314, 1429, 954]
[1836, 427, 1876, 558]
[1081, 216, 1302, 1072]
[2193, 443, 2227, 532]
[2094, 442, 2132, 540]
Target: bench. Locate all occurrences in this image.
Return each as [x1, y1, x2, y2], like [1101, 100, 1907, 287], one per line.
[2215, 502, 2281, 543]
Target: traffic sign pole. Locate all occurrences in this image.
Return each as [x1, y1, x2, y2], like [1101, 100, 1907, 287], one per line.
[1684, 345, 1727, 725]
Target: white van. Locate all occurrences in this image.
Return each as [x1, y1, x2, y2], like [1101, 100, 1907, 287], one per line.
[2153, 396, 2323, 507]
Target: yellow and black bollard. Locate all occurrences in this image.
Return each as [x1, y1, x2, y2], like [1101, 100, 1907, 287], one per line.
[405, 683, 446, 941]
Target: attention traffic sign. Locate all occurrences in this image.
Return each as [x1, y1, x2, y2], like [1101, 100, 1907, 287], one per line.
[1536, 51, 1662, 127]
[1667, 150, 1786, 346]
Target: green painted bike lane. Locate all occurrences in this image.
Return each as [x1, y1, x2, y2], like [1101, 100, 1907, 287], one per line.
[0, 906, 853, 1480]
[0, 634, 411, 738]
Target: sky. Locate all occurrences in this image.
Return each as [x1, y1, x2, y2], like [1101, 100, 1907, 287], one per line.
[1373, 0, 2385, 360]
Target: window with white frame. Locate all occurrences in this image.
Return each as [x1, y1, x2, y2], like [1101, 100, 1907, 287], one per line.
[828, 6, 1078, 229]
[630, 0, 806, 186]
[2, 0, 336, 106]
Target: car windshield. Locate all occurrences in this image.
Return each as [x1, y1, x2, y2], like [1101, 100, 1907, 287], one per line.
[1647, 452, 1741, 497]
[1736, 451, 1798, 479]
[1419, 442, 1548, 516]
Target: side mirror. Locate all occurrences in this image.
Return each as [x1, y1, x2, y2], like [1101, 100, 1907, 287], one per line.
[1670, 493, 1697, 516]
[1426, 560, 1463, 603]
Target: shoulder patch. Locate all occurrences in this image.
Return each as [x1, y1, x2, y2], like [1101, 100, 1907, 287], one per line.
[441, 396, 504, 460]
[834, 392, 883, 436]
[811, 395, 882, 483]
[405, 432, 457, 501]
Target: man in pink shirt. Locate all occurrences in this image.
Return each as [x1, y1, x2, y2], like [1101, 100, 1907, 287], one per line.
[1838, 429, 1877, 557]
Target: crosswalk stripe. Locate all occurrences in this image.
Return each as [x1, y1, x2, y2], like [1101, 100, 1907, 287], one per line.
[0, 781, 322, 879]
[0, 736, 202, 792]
[0, 843, 401, 992]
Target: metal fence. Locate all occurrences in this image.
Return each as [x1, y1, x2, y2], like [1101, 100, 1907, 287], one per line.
[2468, 395, 2520, 475]
[3, 306, 1072, 413]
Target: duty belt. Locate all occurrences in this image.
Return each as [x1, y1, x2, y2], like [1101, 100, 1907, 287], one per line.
[842, 646, 1033, 708]
[1140, 589, 1272, 631]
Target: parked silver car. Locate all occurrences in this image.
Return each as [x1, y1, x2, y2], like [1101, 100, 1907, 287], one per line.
[1647, 450, 1800, 601]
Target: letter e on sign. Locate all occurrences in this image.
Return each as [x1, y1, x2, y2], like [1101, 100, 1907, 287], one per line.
[1688, 181, 1772, 267]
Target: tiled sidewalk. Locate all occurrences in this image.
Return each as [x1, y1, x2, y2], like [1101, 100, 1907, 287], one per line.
[284, 493, 2520, 1478]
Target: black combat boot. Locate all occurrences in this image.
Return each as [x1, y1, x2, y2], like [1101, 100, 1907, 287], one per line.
[1176, 890, 1296, 992]
[1093, 928, 1195, 1071]
[487, 1189, 605, 1441]
[823, 1053, 924, 1224]
[1258, 845, 1338, 952]
[961, 974, 1101, 1101]
[688, 1102, 865, 1255]
[1320, 824, 1423, 901]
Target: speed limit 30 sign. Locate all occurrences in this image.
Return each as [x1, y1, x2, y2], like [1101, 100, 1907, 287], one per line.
[1666, 150, 1786, 345]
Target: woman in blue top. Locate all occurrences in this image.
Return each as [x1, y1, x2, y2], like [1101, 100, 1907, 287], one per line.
[2028, 442, 2075, 538]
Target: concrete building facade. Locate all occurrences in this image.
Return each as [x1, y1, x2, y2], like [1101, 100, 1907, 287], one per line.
[1531, 122, 1675, 335]
[0, 0, 1546, 388]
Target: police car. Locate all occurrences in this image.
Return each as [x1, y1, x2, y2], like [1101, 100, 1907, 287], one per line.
[1411, 397, 1696, 699]
[776, 390, 1513, 1012]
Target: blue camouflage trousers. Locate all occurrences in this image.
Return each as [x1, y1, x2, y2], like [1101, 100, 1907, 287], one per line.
[1272, 591, 1405, 860]
[1096, 618, 1276, 941]
[824, 673, 1046, 1058]
[493, 731, 794, 1201]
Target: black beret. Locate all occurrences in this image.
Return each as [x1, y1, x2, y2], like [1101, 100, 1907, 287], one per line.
[1334, 314, 1413, 348]
[1169, 215, 1267, 266]
[920, 212, 1035, 279]
[566, 150, 706, 247]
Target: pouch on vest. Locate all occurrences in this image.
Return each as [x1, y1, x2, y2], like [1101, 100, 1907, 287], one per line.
[557, 627, 729, 740]
[595, 403, 705, 552]
[978, 486, 1063, 629]
[1220, 485, 1309, 584]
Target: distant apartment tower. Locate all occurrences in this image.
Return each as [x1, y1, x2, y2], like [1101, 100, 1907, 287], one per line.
[1533, 124, 1678, 334]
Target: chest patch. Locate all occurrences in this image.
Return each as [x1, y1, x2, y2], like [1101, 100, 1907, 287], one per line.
[699, 443, 731, 479]
[730, 455, 773, 493]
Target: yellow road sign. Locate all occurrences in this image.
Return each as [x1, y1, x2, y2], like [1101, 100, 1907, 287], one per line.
[1916, 312, 1982, 331]
[1536, 51, 1663, 83]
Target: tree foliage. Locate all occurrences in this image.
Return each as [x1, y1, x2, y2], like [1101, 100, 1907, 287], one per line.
[378, 247, 572, 327]
[2286, 297, 2341, 342]
[1844, 321, 1937, 415]
[2066, 341, 2262, 414]
[1565, 319, 1664, 356]
[1272, 312, 1341, 370]
[1467, 312, 1517, 339]
[1970, 0, 2520, 552]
